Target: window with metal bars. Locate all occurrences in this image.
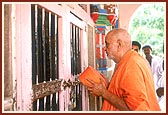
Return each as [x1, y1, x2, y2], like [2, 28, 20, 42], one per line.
[70, 23, 82, 111]
[70, 23, 81, 76]
[31, 4, 59, 111]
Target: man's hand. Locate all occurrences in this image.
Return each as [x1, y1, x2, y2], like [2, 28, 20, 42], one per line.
[86, 77, 107, 97]
[99, 73, 109, 88]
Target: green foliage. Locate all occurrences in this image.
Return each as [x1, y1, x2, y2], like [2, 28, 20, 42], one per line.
[129, 3, 165, 58]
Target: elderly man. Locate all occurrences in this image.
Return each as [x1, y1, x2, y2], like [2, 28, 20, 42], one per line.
[86, 28, 160, 111]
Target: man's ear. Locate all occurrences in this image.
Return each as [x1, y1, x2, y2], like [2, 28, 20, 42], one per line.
[117, 39, 122, 49]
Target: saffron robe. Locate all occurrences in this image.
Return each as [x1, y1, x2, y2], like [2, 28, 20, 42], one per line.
[101, 50, 161, 111]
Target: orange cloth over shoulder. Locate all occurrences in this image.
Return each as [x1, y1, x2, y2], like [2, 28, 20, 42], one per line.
[101, 50, 161, 111]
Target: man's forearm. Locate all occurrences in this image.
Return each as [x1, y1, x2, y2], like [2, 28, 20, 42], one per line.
[102, 90, 130, 111]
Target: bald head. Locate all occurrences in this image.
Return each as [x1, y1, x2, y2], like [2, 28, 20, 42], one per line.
[105, 28, 132, 63]
[106, 28, 132, 44]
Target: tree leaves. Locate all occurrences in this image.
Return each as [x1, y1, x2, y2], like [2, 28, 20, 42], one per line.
[129, 3, 165, 57]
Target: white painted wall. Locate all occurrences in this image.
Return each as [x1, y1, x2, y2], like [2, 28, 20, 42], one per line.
[118, 4, 141, 30]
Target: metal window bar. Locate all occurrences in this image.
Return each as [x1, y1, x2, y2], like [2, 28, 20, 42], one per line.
[70, 23, 82, 111]
[31, 4, 59, 111]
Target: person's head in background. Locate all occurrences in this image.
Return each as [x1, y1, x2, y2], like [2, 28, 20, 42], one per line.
[142, 45, 153, 65]
[132, 41, 141, 52]
[142, 45, 152, 57]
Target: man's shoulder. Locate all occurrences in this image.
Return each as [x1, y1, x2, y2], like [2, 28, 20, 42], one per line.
[152, 55, 163, 64]
[152, 55, 162, 60]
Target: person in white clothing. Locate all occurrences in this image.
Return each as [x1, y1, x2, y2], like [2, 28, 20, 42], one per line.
[155, 60, 165, 111]
[142, 45, 163, 88]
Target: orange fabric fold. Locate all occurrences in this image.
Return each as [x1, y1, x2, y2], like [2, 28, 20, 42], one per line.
[101, 50, 161, 111]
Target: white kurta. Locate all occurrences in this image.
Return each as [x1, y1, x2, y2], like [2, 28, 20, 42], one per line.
[155, 60, 165, 112]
